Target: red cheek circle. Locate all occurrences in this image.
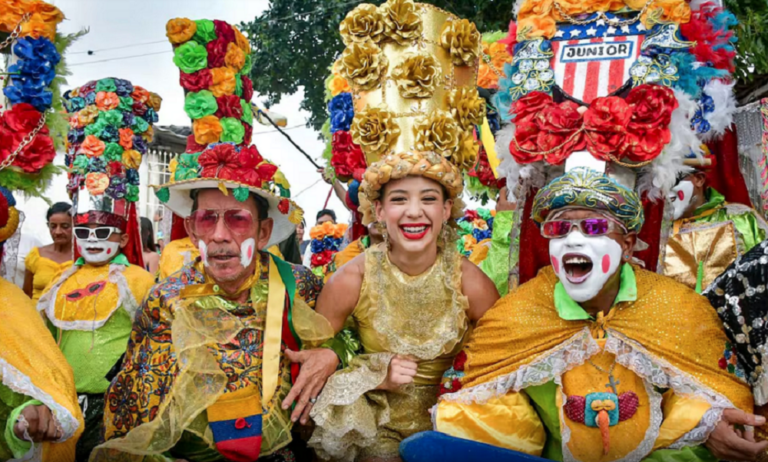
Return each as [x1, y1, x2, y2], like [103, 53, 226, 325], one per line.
[106, 248, 112, 255]
[551, 256, 560, 274]
[247, 246, 253, 260]
[677, 190, 685, 201]
[602, 254, 611, 273]
[77, 245, 82, 254]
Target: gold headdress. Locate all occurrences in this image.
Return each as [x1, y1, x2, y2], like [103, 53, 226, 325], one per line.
[342, 0, 483, 225]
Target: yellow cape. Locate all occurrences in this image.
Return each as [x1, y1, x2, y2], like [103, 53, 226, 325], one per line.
[0, 278, 84, 461]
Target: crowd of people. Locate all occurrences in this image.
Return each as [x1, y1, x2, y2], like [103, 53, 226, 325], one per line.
[3, 1, 768, 462]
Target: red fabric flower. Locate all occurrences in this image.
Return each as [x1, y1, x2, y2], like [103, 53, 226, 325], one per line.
[311, 249, 333, 267]
[453, 350, 467, 371]
[215, 94, 244, 119]
[622, 84, 676, 162]
[278, 198, 290, 215]
[512, 91, 553, 125]
[214, 20, 236, 44]
[235, 145, 277, 186]
[331, 131, 366, 181]
[180, 69, 213, 92]
[469, 147, 499, 188]
[534, 101, 585, 165]
[0, 124, 13, 165]
[206, 38, 228, 68]
[199, 143, 239, 179]
[3, 103, 43, 133]
[241, 76, 254, 102]
[583, 96, 631, 161]
[464, 210, 479, 221]
[498, 20, 518, 56]
[242, 123, 253, 146]
[132, 101, 148, 116]
[108, 161, 124, 176]
[80, 81, 97, 95]
[185, 134, 206, 153]
[14, 129, 55, 173]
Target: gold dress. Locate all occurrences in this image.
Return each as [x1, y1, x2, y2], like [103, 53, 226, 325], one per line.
[310, 243, 469, 461]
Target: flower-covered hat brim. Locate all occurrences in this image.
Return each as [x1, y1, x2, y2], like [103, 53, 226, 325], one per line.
[152, 178, 302, 248]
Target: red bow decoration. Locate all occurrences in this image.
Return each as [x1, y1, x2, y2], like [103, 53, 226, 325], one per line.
[509, 84, 677, 166]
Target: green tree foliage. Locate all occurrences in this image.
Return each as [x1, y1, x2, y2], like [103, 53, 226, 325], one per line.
[241, 0, 514, 133]
[241, 0, 768, 133]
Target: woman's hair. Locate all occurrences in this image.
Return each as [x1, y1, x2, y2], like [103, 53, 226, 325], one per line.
[46, 202, 72, 221]
[140, 217, 157, 252]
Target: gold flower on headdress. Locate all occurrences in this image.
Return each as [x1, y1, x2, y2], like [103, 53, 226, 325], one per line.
[440, 18, 481, 67]
[414, 110, 460, 160]
[446, 87, 484, 129]
[455, 129, 479, 170]
[392, 53, 440, 99]
[351, 106, 401, 161]
[380, 0, 423, 46]
[340, 4, 385, 45]
[338, 40, 388, 91]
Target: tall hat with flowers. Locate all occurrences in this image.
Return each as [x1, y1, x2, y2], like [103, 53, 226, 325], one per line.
[487, 0, 743, 283]
[62, 78, 162, 266]
[329, 0, 484, 229]
[153, 18, 300, 248]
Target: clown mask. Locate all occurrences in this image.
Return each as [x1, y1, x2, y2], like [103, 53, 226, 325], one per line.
[669, 180, 695, 221]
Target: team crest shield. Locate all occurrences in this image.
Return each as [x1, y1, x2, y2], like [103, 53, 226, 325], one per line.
[550, 13, 647, 103]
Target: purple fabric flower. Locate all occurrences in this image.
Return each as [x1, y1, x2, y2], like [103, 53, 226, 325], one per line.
[67, 128, 84, 145]
[113, 78, 134, 97]
[122, 112, 135, 127]
[106, 177, 127, 199]
[132, 136, 147, 154]
[101, 125, 119, 143]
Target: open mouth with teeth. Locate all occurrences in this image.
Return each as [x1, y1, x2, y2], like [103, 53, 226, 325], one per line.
[399, 223, 430, 240]
[562, 253, 593, 284]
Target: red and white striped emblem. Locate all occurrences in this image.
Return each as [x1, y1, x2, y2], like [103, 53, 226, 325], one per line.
[551, 35, 644, 104]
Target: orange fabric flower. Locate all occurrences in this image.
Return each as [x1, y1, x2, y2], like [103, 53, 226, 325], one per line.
[96, 92, 120, 111]
[233, 26, 251, 53]
[166, 18, 197, 44]
[119, 128, 134, 150]
[141, 125, 154, 143]
[147, 93, 163, 112]
[28, 1, 65, 24]
[478, 64, 499, 89]
[329, 75, 351, 96]
[79, 135, 105, 158]
[209, 67, 236, 97]
[20, 12, 56, 40]
[192, 115, 223, 145]
[131, 86, 150, 104]
[77, 105, 99, 127]
[85, 172, 109, 195]
[224, 42, 245, 72]
[122, 149, 142, 169]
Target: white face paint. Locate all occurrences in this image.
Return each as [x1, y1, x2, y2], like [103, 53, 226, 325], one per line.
[76, 238, 120, 265]
[669, 180, 695, 220]
[549, 230, 624, 303]
[240, 238, 256, 267]
[198, 240, 209, 267]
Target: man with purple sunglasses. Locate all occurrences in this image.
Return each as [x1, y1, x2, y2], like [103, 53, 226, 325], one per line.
[405, 167, 766, 462]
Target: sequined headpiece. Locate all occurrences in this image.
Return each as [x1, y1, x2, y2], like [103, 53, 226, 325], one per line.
[339, 0, 483, 224]
[532, 167, 644, 233]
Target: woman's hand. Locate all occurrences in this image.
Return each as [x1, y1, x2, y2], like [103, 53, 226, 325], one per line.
[377, 355, 418, 391]
[14, 405, 62, 442]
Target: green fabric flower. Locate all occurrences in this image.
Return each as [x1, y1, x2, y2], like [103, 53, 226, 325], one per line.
[96, 78, 117, 93]
[239, 54, 252, 76]
[240, 100, 253, 126]
[99, 110, 124, 128]
[184, 90, 218, 120]
[234, 74, 243, 97]
[118, 96, 133, 111]
[193, 19, 217, 44]
[155, 187, 170, 203]
[126, 184, 140, 202]
[174, 153, 200, 181]
[72, 155, 89, 173]
[103, 143, 124, 162]
[233, 187, 250, 202]
[219, 117, 245, 144]
[84, 120, 108, 137]
[478, 208, 492, 221]
[173, 41, 208, 74]
[132, 116, 149, 134]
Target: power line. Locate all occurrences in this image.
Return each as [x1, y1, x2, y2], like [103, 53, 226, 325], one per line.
[69, 50, 171, 67]
[252, 124, 306, 135]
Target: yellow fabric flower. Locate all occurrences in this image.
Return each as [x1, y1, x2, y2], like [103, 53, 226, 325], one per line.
[446, 87, 484, 130]
[414, 110, 460, 160]
[338, 39, 388, 91]
[193, 115, 223, 145]
[225, 42, 246, 72]
[142, 125, 155, 143]
[440, 19, 481, 67]
[122, 149, 142, 169]
[380, 0, 423, 46]
[147, 92, 163, 112]
[329, 75, 351, 96]
[455, 129, 479, 171]
[166, 18, 197, 44]
[77, 105, 100, 127]
[168, 157, 179, 182]
[209, 67, 237, 97]
[233, 26, 251, 53]
[340, 4, 385, 45]
[350, 106, 401, 162]
[391, 53, 440, 99]
[0, 207, 20, 243]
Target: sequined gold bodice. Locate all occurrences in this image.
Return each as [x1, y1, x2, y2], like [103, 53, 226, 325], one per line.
[352, 244, 469, 385]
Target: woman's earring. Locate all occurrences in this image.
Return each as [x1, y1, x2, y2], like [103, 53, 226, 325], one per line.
[381, 224, 390, 249]
[624, 254, 630, 261]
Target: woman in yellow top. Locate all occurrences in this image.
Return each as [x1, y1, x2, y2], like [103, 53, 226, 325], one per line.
[24, 202, 73, 303]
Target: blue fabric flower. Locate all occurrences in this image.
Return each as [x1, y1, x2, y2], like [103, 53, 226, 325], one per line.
[84, 91, 96, 106]
[132, 136, 148, 154]
[328, 93, 354, 133]
[89, 157, 107, 173]
[68, 128, 84, 145]
[348, 180, 360, 206]
[122, 112, 135, 127]
[143, 107, 159, 124]
[486, 217, 494, 230]
[106, 177, 127, 200]
[310, 239, 325, 253]
[473, 228, 491, 242]
[67, 96, 86, 113]
[126, 168, 140, 185]
[3, 84, 52, 112]
[113, 78, 134, 97]
[101, 126, 120, 143]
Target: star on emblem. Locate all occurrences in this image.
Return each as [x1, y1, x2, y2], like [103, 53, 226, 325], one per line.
[636, 23, 647, 31]
[587, 27, 597, 36]
[554, 30, 565, 38]
[596, 18, 606, 27]
[569, 29, 582, 38]
[607, 26, 617, 35]
[621, 25, 631, 34]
